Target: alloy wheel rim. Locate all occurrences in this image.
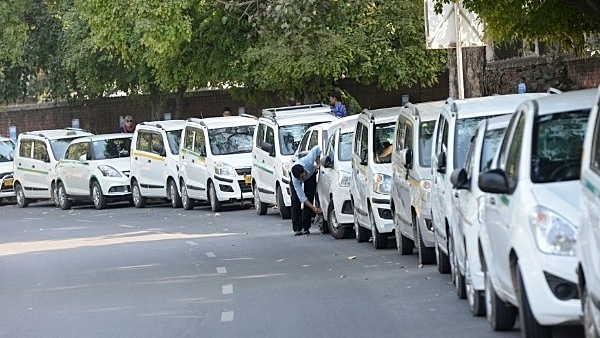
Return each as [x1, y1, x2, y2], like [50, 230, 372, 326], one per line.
[17, 186, 24, 204]
[182, 185, 189, 208]
[254, 186, 260, 212]
[93, 185, 100, 206]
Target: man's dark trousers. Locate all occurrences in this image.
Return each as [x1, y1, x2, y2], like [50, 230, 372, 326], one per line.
[289, 174, 317, 232]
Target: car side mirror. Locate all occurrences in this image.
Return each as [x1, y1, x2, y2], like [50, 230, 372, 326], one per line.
[436, 152, 446, 174]
[261, 142, 275, 157]
[152, 143, 165, 156]
[478, 169, 512, 194]
[402, 149, 413, 170]
[360, 148, 368, 165]
[450, 168, 469, 189]
[323, 155, 333, 168]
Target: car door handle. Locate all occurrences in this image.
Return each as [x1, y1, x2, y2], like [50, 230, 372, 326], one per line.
[191, 159, 195, 163]
[147, 159, 151, 164]
[134, 156, 138, 160]
[489, 196, 495, 205]
[182, 155, 185, 160]
[454, 191, 459, 198]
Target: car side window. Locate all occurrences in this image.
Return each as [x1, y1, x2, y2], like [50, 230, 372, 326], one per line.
[591, 113, 600, 174]
[308, 130, 319, 149]
[183, 127, 194, 151]
[464, 129, 479, 178]
[298, 131, 311, 152]
[255, 123, 266, 148]
[404, 120, 414, 152]
[65, 144, 78, 160]
[265, 126, 275, 147]
[19, 140, 32, 158]
[194, 128, 206, 156]
[395, 118, 406, 153]
[326, 132, 336, 161]
[504, 112, 525, 190]
[33, 140, 49, 162]
[359, 123, 369, 157]
[434, 116, 446, 155]
[353, 123, 362, 156]
[137, 131, 152, 152]
[151, 133, 165, 156]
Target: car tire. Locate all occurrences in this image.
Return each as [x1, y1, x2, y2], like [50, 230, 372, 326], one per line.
[370, 207, 388, 249]
[15, 183, 29, 208]
[91, 180, 107, 210]
[180, 181, 194, 210]
[57, 182, 72, 210]
[583, 287, 599, 338]
[465, 253, 485, 317]
[51, 181, 60, 207]
[132, 180, 146, 208]
[169, 179, 182, 208]
[254, 184, 267, 215]
[516, 266, 551, 337]
[435, 230, 451, 274]
[485, 269, 517, 331]
[276, 186, 291, 219]
[208, 181, 222, 212]
[353, 199, 370, 243]
[328, 201, 351, 239]
[397, 230, 414, 255]
[449, 234, 466, 299]
[315, 193, 329, 234]
[417, 224, 436, 265]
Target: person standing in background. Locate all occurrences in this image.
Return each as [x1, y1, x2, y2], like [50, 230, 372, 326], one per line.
[329, 90, 347, 118]
[118, 115, 135, 133]
[222, 107, 232, 116]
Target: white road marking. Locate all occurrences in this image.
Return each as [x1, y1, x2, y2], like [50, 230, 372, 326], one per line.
[185, 241, 198, 246]
[221, 311, 234, 322]
[206, 252, 216, 257]
[116, 224, 134, 228]
[76, 219, 93, 223]
[216, 267, 227, 274]
[222, 284, 233, 295]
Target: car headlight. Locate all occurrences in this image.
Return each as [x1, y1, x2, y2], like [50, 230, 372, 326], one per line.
[98, 165, 121, 177]
[419, 179, 431, 202]
[372, 173, 391, 194]
[530, 206, 577, 256]
[282, 162, 291, 178]
[215, 162, 236, 177]
[338, 170, 351, 187]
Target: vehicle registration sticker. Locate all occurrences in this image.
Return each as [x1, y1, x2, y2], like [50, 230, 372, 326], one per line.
[244, 175, 251, 185]
[4, 178, 13, 187]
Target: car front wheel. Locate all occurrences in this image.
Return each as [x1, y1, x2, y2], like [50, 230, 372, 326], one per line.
[57, 182, 72, 210]
[91, 180, 107, 210]
[132, 180, 146, 208]
[15, 183, 29, 208]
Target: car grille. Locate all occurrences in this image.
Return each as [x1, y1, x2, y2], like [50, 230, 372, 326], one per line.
[235, 167, 252, 176]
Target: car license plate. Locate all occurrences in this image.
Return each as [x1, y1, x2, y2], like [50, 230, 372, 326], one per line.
[4, 178, 13, 188]
[244, 175, 251, 185]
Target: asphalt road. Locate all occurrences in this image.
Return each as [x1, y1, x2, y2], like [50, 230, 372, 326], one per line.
[0, 200, 582, 338]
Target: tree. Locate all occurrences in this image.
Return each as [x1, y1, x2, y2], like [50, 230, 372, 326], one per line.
[0, 0, 27, 72]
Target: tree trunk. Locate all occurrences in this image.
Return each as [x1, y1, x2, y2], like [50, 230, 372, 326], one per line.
[448, 46, 486, 99]
[173, 86, 186, 120]
[149, 85, 162, 121]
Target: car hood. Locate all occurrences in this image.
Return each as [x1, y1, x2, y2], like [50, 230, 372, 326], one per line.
[531, 181, 581, 227]
[212, 153, 253, 169]
[95, 157, 131, 172]
[0, 161, 12, 175]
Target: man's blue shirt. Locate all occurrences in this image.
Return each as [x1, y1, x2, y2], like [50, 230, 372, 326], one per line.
[333, 102, 347, 118]
[291, 146, 322, 203]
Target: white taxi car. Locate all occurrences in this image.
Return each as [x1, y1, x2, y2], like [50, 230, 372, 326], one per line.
[478, 89, 594, 333]
[390, 101, 441, 264]
[579, 85, 600, 338]
[448, 114, 510, 315]
[252, 104, 336, 218]
[0, 136, 16, 202]
[178, 115, 257, 212]
[55, 134, 132, 210]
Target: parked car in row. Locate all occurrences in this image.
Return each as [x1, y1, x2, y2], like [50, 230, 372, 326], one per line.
[449, 114, 511, 315]
[351, 107, 399, 249]
[13, 128, 94, 207]
[478, 88, 594, 334]
[55, 134, 133, 210]
[0, 136, 16, 202]
[130, 120, 184, 208]
[578, 86, 600, 338]
[252, 104, 336, 218]
[430, 93, 547, 274]
[178, 115, 257, 211]
[390, 101, 442, 264]
[306, 115, 358, 238]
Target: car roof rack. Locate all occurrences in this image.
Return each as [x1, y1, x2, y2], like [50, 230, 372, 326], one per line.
[261, 104, 332, 119]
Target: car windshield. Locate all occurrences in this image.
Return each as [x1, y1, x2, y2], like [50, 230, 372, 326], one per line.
[373, 122, 396, 163]
[419, 121, 435, 167]
[208, 125, 255, 155]
[92, 137, 132, 160]
[338, 131, 353, 161]
[454, 116, 501, 169]
[166, 130, 182, 155]
[531, 110, 589, 183]
[0, 140, 15, 162]
[50, 137, 82, 161]
[279, 123, 323, 156]
[480, 128, 506, 172]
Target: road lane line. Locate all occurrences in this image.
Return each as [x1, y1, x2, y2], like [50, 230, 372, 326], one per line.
[186, 241, 198, 246]
[222, 284, 233, 295]
[206, 252, 216, 257]
[216, 267, 227, 274]
[221, 311, 234, 322]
